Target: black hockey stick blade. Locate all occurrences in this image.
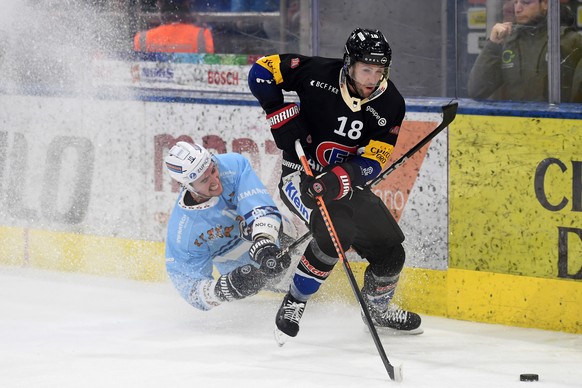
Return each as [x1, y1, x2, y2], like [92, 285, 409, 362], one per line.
[369, 102, 458, 187]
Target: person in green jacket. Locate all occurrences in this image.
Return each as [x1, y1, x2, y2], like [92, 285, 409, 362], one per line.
[468, 0, 582, 102]
[572, 56, 582, 103]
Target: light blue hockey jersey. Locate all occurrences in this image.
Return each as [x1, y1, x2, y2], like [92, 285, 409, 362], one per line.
[165, 152, 281, 311]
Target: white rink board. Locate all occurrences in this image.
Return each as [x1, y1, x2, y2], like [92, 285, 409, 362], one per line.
[0, 94, 447, 269]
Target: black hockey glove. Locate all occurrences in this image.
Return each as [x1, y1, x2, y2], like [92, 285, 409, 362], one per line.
[249, 238, 291, 278]
[300, 165, 352, 208]
[214, 264, 267, 302]
[265, 103, 309, 153]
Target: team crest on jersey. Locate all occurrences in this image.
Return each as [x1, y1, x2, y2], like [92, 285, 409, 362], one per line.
[315, 142, 358, 167]
[290, 57, 300, 68]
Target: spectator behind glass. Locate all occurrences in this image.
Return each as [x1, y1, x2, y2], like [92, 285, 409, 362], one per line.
[468, 0, 582, 102]
[134, 0, 214, 53]
[211, 0, 279, 55]
[573, 56, 582, 102]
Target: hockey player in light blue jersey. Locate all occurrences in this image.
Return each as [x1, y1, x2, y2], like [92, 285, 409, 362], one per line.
[164, 141, 292, 311]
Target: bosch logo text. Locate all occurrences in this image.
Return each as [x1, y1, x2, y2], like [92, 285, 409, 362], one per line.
[208, 71, 239, 85]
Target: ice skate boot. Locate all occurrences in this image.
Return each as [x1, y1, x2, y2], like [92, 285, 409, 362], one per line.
[362, 265, 423, 335]
[368, 304, 423, 334]
[274, 292, 306, 344]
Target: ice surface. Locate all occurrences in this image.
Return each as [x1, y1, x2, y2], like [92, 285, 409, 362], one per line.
[1, 266, 580, 388]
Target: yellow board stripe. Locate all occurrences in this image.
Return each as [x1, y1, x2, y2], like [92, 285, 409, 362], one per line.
[316, 265, 581, 334]
[0, 226, 165, 282]
[1, 226, 579, 333]
[446, 268, 581, 333]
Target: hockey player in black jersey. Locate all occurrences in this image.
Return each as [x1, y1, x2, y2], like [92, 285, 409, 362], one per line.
[248, 28, 423, 338]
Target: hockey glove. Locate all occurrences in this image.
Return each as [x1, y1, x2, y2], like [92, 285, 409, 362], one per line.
[249, 238, 291, 278]
[300, 165, 352, 208]
[214, 264, 267, 302]
[265, 103, 309, 153]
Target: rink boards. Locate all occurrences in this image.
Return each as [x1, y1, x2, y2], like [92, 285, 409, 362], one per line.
[0, 72, 581, 333]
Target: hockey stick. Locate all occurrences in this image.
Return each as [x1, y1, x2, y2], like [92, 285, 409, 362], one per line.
[294, 139, 403, 382]
[275, 229, 311, 259]
[368, 101, 458, 187]
[286, 102, 458, 252]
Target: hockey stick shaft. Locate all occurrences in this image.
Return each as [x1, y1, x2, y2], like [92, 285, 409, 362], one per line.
[287, 102, 458, 252]
[295, 139, 399, 381]
[276, 229, 311, 259]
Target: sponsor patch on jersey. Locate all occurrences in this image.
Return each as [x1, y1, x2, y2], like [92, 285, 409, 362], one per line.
[309, 79, 339, 94]
[365, 105, 387, 126]
[237, 188, 271, 201]
[290, 57, 300, 68]
[257, 55, 283, 84]
[282, 179, 311, 221]
[364, 140, 394, 168]
[315, 142, 358, 167]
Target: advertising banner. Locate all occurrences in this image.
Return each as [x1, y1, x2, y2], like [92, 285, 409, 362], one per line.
[0, 93, 448, 273]
[450, 114, 582, 280]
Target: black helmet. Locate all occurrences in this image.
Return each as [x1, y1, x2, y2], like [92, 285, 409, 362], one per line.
[343, 28, 392, 67]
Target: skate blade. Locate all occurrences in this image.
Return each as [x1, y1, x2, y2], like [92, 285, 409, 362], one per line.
[368, 325, 424, 336]
[273, 328, 289, 347]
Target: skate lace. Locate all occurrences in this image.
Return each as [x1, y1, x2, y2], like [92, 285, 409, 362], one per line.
[283, 301, 305, 324]
[381, 307, 408, 323]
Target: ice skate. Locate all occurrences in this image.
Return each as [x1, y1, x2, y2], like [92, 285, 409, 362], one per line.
[365, 304, 423, 335]
[361, 265, 423, 335]
[275, 292, 306, 341]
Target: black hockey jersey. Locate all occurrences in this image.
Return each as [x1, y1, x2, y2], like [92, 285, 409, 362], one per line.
[249, 54, 405, 187]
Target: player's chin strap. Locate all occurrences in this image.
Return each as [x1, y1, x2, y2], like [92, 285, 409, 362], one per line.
[295, 139, 402, 382]
[340, 67, 388, 112]
[184, 185, 213, 202]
